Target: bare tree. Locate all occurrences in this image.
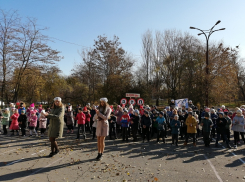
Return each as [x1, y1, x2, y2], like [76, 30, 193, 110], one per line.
[0, 10, 19, 103]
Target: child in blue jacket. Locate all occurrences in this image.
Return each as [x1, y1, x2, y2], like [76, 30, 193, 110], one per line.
[120, 110, 130, 141]
[170, 115, 181, 146]
[156, 111, 166, 143]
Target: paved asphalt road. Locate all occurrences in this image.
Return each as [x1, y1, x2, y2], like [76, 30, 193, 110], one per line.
[0, 128, 245, 182]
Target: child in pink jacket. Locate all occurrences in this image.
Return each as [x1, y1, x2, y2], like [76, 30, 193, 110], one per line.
[29, 110, 38, 136]
[39, 110, 47, 137]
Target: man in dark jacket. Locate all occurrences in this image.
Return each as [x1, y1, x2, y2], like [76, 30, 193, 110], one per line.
[215, 112, 231, 148]
[141, 111, 152, 143]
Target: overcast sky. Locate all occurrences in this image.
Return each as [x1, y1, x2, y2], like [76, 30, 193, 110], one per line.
[1, 0, 244, 75]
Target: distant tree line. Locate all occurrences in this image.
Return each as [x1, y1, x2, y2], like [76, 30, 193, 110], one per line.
[1, 10, 245, 107]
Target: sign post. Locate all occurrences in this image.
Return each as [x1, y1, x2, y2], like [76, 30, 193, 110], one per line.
[120, 98, 127, 105]
[137, 98, 144, 105]
[128, 98, 136, 105]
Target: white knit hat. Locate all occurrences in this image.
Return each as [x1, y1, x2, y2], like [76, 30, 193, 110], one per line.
[237, 109, 242, 114]
[100, 97, 108, 103]
[134, 109, 139, 115]
[54, 97, 62, 101]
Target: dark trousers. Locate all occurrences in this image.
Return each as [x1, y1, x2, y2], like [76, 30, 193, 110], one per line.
[92, 127, 96, 139]
[203, 131, 210, 146]
[109, 126, 117, 139]
[40, 128, 46, 134]
[185, 133, 196, 143]
[3, 125, 7, 134]
[216, 132, 229, 146]
[122, 127, 128, 141]
[132, 126, 138, 141]
[211, 127, 216, 138]
[234, 131, 239, 145]
[116, 124, 121, 134]
[151, 127, 157, 137]
[157, 130, 165, 142]
[67, 125, 74, 130]
[142, 127, 150, 141]
[239, 132, 245, 142]
[172, 134, 179, 144]
[85, 122, 91, 133]
[21, 127, 26, 136]
[226, 129, 230, 142]
[77, 124, 86, 138]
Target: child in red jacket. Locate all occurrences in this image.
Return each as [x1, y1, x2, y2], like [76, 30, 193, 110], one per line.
[75, 108, 86, 139]
[83, 107, 92, 134]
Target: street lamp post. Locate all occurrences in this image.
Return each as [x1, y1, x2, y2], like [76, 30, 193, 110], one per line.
[190, 20, 225, 107]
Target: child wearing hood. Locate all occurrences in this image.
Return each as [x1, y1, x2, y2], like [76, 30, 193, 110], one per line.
[39, 110, 47, 137]
[2, 108, 10, 135]
[9, 109, 20, 136]
[232, 109, 245, 149]
[18, 110, 27, 136]
[29, 110, 38, 136]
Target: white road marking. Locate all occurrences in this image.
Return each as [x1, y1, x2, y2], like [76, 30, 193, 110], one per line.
[231, 152, 245, 164]
[203, 154, 223, 182]
[218, 143, 245, 164]
[6, 158, 24, 166]
[17, 151, 77, 182]
[5, 149, 47, 166]
[31, 149, 46, 155]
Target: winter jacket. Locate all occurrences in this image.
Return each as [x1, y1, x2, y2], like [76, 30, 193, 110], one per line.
[131, 114, 140, 129]
[156, 116, 166, 130]
[232, 115, 245, 133]
[151, 113, 158, 128]
[2, 112, 10, 125]
[109, 115, 117, 127]
[90, 109, 96, 123]
[185, 116, 197, 133]
[39, 115, 47, 128]
[170, 119, 180, 134]
[46, 105, 65, 138]
[201, 118, 213, 133]
[9, 113, 19, 130]
[66, 111, 74, 125]
[120, 114, 130, 128]
[18, 114, 27, 128]
[29, 115, 38, 127]
[141, 115, 152, 127]
[225, 116, 231, 130]
[115, 110, 123, 125]
[216, 117, 227, 134]
[211, 113, 218, 128]
[84, 112, 91, 123]
[75, 112, 86, 125]
[18, 107, 25, 115]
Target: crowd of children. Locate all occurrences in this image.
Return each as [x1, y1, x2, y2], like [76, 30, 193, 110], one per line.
[0, 100, 245, 150]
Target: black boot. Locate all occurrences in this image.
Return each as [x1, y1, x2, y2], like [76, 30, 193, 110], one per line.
[99, 153, 103, 160]
[96, 153, 101, 160]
